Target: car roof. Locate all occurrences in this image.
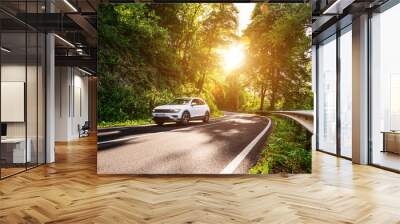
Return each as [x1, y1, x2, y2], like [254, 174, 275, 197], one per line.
[176, 97, 202, 100]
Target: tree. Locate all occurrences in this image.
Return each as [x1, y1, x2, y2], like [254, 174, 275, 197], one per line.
[98, 4, 179, 121]
[244, 3, 312, 111]
[98, 3, 239, 123]
[196, 4, 238, 94]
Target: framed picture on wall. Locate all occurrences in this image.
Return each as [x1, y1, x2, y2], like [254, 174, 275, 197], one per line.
[96, 2, 313, 175]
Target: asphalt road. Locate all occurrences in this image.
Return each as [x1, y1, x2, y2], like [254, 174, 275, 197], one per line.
[97, 112, 271, 174]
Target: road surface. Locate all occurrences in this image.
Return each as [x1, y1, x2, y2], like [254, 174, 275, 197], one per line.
[97, 112, 271, 174]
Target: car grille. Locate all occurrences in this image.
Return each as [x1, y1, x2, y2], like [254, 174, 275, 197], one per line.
[154, 109, 174, 113]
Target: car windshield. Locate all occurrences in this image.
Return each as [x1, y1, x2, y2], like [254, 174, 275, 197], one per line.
[169, 98, 191, 105]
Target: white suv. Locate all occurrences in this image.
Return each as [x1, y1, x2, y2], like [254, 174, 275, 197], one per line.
[152, 97, 210, 126]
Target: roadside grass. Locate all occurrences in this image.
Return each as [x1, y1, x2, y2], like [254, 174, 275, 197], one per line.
[211, 110, 224, 118]
[98, 112, 224, 128]
[249, 115, 312, 174]
[97, 118, 154, 128]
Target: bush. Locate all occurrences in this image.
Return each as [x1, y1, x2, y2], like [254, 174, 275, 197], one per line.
[249, 116, 311, 174]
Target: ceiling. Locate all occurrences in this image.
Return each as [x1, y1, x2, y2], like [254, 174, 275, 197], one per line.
[1, 0, 102, 73]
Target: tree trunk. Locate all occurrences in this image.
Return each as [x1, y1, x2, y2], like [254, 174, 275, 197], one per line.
[197, 47, 213, 95]
[259, 84, 266, 111]
[198, 72, 206, 95]
[269, 68, 278, 111]
[270, 92, 276, 111]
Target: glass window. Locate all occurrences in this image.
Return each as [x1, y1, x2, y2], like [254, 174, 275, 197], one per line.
[0, 1, 46, 178]
[38, 32, 45, 165]
[1, 31, 28, 177]
[317, 35, 337, 154]
[191, 99, 199, 106]
[370, 3, 400, 171]
[339, 26, 352, 158]
[27, 30, 38, 169]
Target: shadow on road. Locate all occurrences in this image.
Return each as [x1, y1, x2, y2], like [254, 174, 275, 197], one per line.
[97, 113, 272, 174]
[98, 137, 147, 150]
[98, 120, 220, 147]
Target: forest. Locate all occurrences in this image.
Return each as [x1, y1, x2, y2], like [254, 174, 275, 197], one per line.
[97, 3, 312, 127]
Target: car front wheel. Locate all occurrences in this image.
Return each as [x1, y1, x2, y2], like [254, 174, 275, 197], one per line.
[180, 111, 190, 126]
[203, 111, 210, 123]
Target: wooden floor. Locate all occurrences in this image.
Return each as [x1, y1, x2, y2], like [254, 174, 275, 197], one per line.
[372, 150, 400, 171]
[1, 135, 400, 223]
[1, 167, 26, 178]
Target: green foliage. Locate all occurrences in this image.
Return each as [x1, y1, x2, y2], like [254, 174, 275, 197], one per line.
[250, 116, 312, 174]
[201, 91, 224, 117]
[243, 4, 313, 111]
[98, 118, 154, 128]
[98, 4, 176, 122]
[239, 89, 261, 113]
[98, 3, 312, 127]
[98, 4, 237, 125]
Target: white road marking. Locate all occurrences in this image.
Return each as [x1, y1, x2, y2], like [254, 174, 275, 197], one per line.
[98, 117, 231, 145]
[220, 117, 272, 174]
[97, 133, 160, 145]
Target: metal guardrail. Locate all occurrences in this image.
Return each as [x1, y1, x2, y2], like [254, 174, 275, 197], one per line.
[270, 110, 314, 134]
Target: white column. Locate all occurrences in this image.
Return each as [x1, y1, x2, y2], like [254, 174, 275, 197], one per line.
[45, 0, 55, 163]
[352, 14, 369, 164]
[46, 33, 55, 163]
[55, 67, 74, 141]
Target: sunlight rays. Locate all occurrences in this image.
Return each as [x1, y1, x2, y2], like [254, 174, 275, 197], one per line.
[219, 44, 245, 72]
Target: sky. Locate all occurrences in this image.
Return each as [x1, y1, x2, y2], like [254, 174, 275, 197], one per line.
[234, 3, 256, 35]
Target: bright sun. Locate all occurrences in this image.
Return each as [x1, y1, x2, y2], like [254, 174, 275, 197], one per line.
[220, 44, 245, 72]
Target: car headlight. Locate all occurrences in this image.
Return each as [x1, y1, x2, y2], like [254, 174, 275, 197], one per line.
[152, 109, 155, 113]
[170, 109, 181, 113]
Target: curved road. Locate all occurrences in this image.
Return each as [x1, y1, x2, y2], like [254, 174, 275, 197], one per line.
[97, 112, 271, 174]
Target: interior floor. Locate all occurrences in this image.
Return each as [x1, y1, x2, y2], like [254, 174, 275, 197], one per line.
[0, 167, 25, 178]
[0, 135, 399, 223]
[372, 150, 400, 171]
[1, 162, 45, 179]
